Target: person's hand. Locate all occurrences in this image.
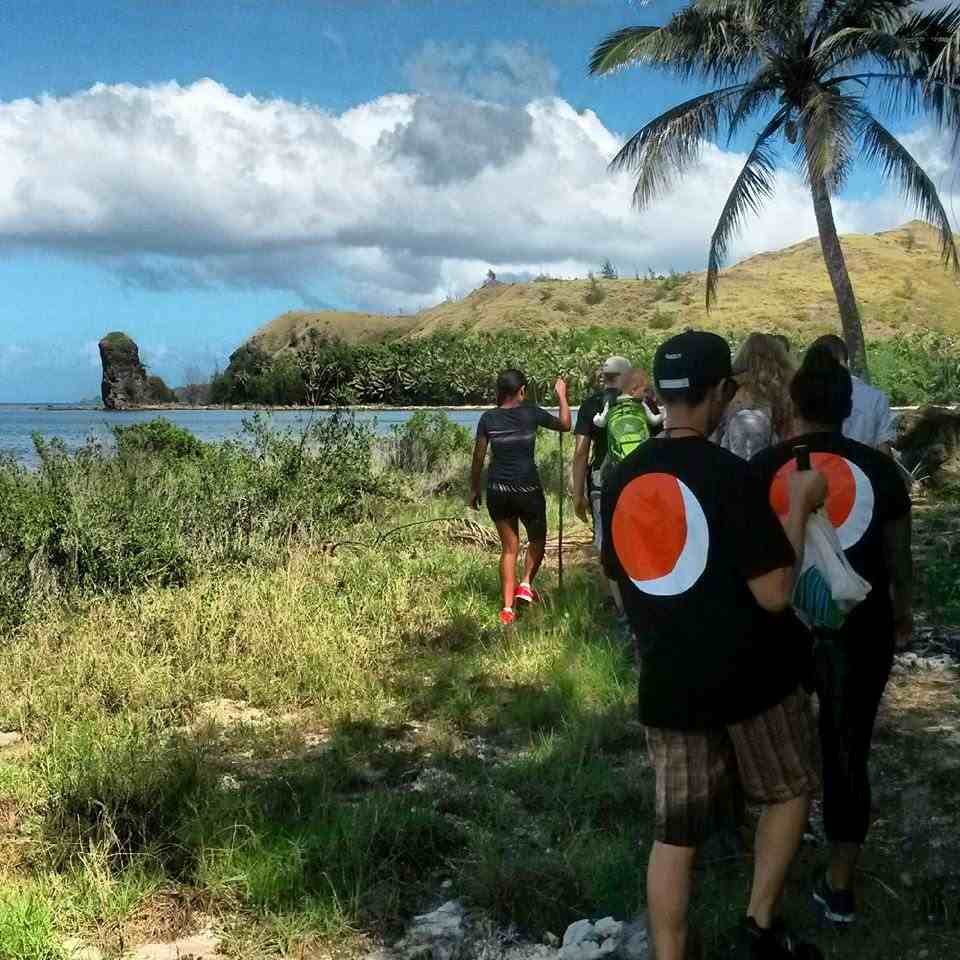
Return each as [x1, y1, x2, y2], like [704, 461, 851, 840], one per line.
[788, 468, 828, 514]
[894, 610, 913, 651]
[554, 377, 568, 400]
[468, 491, 482, 511]
[575, 495, 590, 524]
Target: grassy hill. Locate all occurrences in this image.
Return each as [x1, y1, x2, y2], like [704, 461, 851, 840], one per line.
[249, 222, 960, 355]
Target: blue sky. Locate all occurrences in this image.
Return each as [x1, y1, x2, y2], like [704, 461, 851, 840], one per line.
[0, 0, 955, 401]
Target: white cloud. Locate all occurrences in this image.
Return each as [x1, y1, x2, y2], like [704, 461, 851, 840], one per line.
[0, 78, 954, 313]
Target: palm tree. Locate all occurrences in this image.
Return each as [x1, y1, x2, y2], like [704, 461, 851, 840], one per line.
[590, 0, 960, 376]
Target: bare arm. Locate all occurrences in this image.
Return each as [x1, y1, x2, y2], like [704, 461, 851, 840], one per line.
[747, 470, 827, 612]
[883, 511, 914, 649]
[468, 435, 488, 509]
[572, 434, 592, 523]
[554, 378, 572, 432]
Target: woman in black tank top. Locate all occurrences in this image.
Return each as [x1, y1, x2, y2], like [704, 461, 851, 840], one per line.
[469, 369, 571, 624]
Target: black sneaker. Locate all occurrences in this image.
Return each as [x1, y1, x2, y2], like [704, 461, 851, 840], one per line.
[741, 918, 823, 958]
[812, 872, 856, 924]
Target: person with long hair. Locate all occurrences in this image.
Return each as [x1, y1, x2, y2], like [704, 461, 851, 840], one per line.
[753, 346, 913, 926]
[716, 333, 795, 459]
[469, 370, 571, 625]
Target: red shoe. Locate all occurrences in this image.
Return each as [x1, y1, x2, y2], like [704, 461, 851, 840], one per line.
[499, 608, 516, 625]
[514, 583, 540, 605]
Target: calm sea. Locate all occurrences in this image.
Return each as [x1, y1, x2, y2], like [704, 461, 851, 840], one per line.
[0, 405, 491, 467]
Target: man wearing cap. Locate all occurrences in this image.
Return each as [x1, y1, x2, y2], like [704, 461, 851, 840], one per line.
[574, 355, 631, 615]
[602, 332, 827, 960]
[574, 355, 631, 546]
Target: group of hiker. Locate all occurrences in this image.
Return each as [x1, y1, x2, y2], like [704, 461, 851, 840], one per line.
[468, 330, 911, 960]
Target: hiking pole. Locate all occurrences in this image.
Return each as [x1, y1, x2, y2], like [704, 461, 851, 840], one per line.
[558, 426, 565, 592]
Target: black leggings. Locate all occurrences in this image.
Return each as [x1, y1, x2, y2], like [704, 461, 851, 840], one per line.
[815, 625, 894, 846]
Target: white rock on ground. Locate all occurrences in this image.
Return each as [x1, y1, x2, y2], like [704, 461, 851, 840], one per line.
[397, 901, 467, 960]
[561, 920, 594, 947]
[558, 917, 649, 960]
[0, 731, 23, 748]
[593, 918, 622, 939]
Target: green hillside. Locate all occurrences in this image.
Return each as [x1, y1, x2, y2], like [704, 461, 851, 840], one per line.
[249, 222, 960, 355]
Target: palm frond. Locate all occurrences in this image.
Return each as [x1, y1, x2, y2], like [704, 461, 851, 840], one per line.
[589, 26, 661, 75]
[698, 0, 806, 33]
[611, 85, 747, 209]
[798, 85, 863, 187]
[590, 7, 764, 84]
[814, 0, 915, 39]
[823, 62, 960, 133]
[707, 109, 786, 307]
[860, 112, 960, 270]
[816, 7, 960, 73]
[927, 7, 960, 81]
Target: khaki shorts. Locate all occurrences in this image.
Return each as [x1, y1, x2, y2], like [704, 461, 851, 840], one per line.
[645, 688, 819, 847]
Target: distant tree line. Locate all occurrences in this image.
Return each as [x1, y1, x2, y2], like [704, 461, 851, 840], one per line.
[206, 327, 960, 408]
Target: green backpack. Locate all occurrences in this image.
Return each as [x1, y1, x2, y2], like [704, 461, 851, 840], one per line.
[604, 398, 650, 466]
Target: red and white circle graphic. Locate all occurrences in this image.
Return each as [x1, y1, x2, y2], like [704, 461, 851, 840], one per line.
[770, 453, 875, 550]
[612, 473, 709, 596]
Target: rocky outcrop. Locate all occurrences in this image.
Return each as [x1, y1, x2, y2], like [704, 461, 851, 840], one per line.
[896, 405, 960, 484]
[99, 332, 174, 410]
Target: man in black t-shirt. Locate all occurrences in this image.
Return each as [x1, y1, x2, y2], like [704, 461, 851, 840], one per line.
[753, 346, 913, 926]
[602, 332, 827, 960]
[573, 355, 630, 550]
[573, 356, 630, 620]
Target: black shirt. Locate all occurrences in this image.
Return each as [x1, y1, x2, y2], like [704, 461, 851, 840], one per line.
[575, 390, 615, 472]
[477, 404, 562, 490]
[752, 432, 911, 639]
[601, 437, 807, 730]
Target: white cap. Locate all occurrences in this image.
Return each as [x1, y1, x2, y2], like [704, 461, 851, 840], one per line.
[601, 356, 631, 375]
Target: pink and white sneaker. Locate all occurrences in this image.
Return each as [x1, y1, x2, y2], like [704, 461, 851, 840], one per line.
[514, 583, 540, 605]
[499, 608, 516, 625]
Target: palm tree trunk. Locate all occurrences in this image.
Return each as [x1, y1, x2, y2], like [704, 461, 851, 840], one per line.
[808, 172, 869, 380]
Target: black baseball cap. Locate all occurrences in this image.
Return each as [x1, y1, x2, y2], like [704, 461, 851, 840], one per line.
[653, 331, 732, 391]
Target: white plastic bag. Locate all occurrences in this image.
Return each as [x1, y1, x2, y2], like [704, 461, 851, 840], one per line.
[792, 512, 871, 630]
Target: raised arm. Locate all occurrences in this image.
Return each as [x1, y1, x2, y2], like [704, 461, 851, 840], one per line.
[554, 378, 572, 432]
[468, 434, 488, 510]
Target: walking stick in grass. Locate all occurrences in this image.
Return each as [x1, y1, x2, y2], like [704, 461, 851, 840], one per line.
[558, 427, 564, 593]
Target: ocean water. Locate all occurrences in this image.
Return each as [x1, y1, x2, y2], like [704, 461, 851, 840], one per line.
[0, 405, 489, 467]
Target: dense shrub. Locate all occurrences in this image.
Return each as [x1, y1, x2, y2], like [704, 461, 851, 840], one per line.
[387, 411, 472, 473]
[870, 334, 960, 406]
[213, 328, 660, 407]
[0, 415, 382, 623]
[115, 419, 205, 459]
[206, 327, 960, 409]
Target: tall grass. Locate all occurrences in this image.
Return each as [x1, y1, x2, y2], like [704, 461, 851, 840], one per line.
[1, 413, 957, 958]
[0, 415, 383, 626]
